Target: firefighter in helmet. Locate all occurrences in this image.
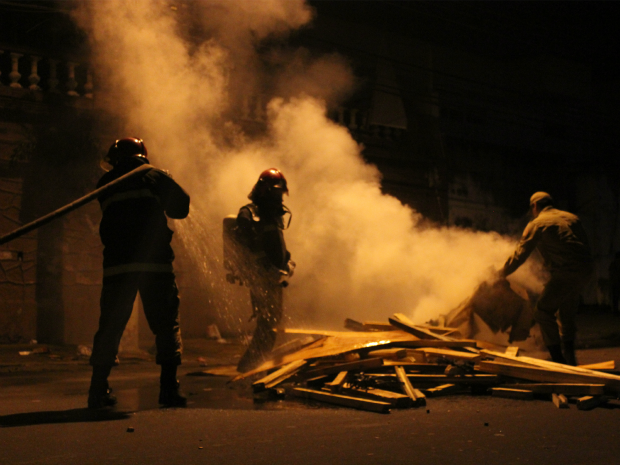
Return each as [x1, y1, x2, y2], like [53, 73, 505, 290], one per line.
[234, 168, 295, 373]
[88, 138, 190, 409]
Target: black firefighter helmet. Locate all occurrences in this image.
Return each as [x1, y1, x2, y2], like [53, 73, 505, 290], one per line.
[105, 137, 148, 167]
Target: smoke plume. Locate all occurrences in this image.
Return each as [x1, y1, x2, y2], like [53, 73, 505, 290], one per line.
[73, 0, 539, 331]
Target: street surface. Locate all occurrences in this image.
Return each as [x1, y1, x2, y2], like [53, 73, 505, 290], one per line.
[1, 333, 620, 465]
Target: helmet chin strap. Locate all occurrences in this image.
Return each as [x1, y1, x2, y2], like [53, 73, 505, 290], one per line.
[99, 158, 113, 172]
[282, 205, 292, 230]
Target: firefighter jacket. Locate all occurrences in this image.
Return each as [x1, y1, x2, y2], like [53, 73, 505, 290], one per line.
[97, 156, 190, 277]
[235, 202, 291, 278]
[502, 206, 592, 277]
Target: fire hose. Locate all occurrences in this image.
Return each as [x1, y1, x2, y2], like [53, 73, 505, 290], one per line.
[0, 164, 153, 246]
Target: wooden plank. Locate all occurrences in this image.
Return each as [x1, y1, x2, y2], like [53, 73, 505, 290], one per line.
[233, 330, 417, 380]
[344, 319, 396, 332]
[377, 362, 447, 373]
[423, 384, 460, 397]
[491, 387, 534, 400]
[499, 383, 605, 396]
[482, 350, 620, 383]
[365, 348, 408, 359]
[409, 347, 481, 362]
[394, 366, 426, 406]
[389, 313, 451, 340]
[326, 371, 348, 393]
[340, 386, 413, 408]
[412, 388, 426, 403]
[301, 357, 384, 379]
[362, 321, 398, 331]
[479, 361, 620, 391]
[389, 315, 481, 356]
[413, 324, 461, 336]
[505, 346, 520, 357]
[467, 339, 509, 351]
[576, 395, 608, 411]
[289, 387, 391, 413]
[410, 374, 499, 385]
[552, 393, 569, 409]
[369, 373, 500, 385]
[253, 360, 307, 392]
[579, 360, 616, 371]
[391, 340, 478, 349]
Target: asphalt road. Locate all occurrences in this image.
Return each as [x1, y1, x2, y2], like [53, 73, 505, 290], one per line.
[1, 343, 620, 465]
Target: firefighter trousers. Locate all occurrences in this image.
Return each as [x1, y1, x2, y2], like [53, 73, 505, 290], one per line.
[90, 271, 182, 366]
[535, 266, 593, 347]
[237, 282, 283, 372]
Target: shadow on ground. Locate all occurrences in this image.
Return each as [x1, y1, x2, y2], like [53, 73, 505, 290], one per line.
[0, 408, 131, 428]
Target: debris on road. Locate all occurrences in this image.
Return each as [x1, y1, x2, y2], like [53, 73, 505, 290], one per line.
[18, 346, 50, 356]
[77, 345, 92, 357]
[225, 313, 620, 413]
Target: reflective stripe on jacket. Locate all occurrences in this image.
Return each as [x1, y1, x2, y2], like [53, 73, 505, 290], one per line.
[97, 156, 189, 271]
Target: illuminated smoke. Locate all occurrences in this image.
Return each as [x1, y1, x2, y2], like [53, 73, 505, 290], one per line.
[73, 0, 540, 331]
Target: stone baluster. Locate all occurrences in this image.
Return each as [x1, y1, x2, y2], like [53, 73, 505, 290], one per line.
[66, 62, 79, 96]
[83, 68, 93, 99]
[28, 55, 41, 91]
[9, 53, 23, 88]
[48, 59, 60, 93]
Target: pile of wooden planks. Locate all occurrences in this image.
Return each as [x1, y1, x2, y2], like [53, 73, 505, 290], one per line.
[232, 313, 619, 413]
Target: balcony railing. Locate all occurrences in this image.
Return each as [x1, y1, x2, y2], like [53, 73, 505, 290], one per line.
[0, 48, 406, 141]
[0, 48, 93, 99]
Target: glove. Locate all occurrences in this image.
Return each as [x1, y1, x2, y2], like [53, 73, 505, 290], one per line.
[267, 266, 287, 284]
[286, 260, 296, 279]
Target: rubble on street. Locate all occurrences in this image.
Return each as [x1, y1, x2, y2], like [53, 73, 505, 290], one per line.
[226, 313, 620, 413]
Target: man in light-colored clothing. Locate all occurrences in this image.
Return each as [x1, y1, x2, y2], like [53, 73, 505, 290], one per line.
[500, 192, 593, 365]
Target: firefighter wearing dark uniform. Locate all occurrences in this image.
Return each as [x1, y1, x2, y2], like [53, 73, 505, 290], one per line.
[235, 168, 294, 373]
[500, 192, 593, 365]
[88, 138, 190, 409]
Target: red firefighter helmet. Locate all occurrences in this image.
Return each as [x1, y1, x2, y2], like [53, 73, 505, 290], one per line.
[249, 168, 289, 201]
[105, 138, 148, 166]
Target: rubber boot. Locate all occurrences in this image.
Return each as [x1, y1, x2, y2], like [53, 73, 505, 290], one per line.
[88, 365, 117, 409]
[563, 341, 578, 366]
[547, 345, 567, 364]
[159, 363, 187, 407]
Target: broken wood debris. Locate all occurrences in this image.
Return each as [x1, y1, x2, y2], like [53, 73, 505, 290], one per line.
[576, 395, 608, 411]
[232, 314, 620, 413]
[289, 387, 391, 413]
[552, 393, 569, 409]
[491, 387, 534, 400]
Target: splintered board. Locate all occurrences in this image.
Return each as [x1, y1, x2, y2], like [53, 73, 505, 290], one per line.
[234, 330, 419, 380]
[289, 387, 391, 413]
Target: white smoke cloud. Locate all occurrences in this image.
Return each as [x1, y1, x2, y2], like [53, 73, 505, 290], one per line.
[73, 0, 538, 332]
